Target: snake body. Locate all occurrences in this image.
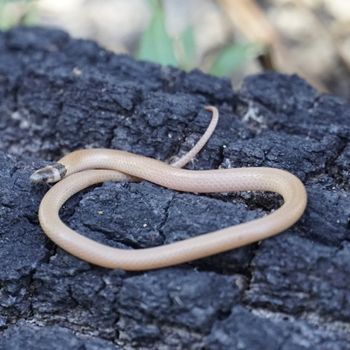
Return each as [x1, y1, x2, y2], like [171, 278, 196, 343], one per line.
[31, 107, 307, 270]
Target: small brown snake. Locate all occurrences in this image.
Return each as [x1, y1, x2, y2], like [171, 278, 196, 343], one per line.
[31, 106, 307, 270]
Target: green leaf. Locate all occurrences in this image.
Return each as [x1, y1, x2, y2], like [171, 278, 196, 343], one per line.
[21, 1, 38, 26]
[137, 0, 177, 66]
[209, 43, 261, 77]
[0, 0, 37, 30]
[0, 0, 12, 30]
[177, 25, 196, 70]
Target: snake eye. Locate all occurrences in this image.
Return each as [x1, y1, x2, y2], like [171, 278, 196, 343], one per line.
[30, 163, 67, 184]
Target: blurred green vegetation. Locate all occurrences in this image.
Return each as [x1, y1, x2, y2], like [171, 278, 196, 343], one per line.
[137, 0, 261, 77]
[209, 43, 261, 77]
[0, 0, 260, 77]
[137, 0, 177, 66]
[0, 0, 37, 30]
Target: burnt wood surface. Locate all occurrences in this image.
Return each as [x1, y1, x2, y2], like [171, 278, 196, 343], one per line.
[0, 27, 349, 349]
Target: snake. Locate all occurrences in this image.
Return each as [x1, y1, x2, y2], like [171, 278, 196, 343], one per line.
[31, 106, 307, 271]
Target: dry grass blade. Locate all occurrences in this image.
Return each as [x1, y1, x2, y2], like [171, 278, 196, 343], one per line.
[218, 0, 327, 91]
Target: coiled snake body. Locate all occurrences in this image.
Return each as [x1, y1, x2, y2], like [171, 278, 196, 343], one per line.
[31, 107, 307, 270]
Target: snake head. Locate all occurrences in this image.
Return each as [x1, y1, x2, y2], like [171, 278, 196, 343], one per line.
[30, 163, 67, 184]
